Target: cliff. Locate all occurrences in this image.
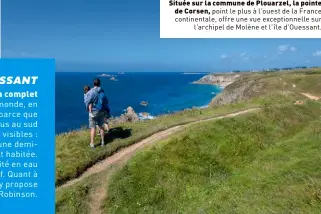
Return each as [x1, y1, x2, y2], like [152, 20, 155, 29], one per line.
[193, 73, 241, 88]
[209, 77, 264, 107]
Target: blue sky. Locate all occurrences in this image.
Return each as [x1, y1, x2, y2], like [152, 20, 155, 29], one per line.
[2, 0, 321, 72]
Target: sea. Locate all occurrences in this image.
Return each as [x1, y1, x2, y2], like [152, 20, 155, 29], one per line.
[55, 72, 221, 134]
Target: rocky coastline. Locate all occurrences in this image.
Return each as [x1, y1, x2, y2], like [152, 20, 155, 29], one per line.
[192, 73, 240, 88]
[109, 73, 242, 125]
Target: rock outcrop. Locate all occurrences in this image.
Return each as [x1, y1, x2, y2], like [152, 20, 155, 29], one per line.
[140, 101, 148, 106]
[112, 106, 139, 124]
[209, 76, 265, 107]
[193, 73, 240, 88]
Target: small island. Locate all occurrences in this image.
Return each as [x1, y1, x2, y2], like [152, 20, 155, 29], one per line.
[98, 73, 111, 77]
[110, 76, 118, 81]
[140, 101, 148, 106]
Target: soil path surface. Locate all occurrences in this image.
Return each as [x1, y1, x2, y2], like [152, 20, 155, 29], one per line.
[56, 92, 321, 214]
[86, 92, 320, 213]
[301, 92, 320, 100]
[58, 108, 260, 190]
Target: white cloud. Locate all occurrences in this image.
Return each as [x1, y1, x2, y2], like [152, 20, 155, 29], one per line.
[220, 54, 227, 59]
[313, 51, 321, 57]
[278, 45, 297, 52]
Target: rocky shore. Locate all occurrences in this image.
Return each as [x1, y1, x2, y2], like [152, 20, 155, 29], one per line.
[110, 73, 241, 125]
[108, 73, 244, 124]
[193, 73, 240, 88]
[110, 106, 140, 124]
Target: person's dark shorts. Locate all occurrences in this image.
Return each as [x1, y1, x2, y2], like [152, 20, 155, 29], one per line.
[105, 111, 111, 119]
[103, 111, 111, 124]
[89, 111, 105, 128]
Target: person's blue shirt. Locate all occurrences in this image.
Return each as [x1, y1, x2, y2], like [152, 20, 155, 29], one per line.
[84, 87, 110, 112]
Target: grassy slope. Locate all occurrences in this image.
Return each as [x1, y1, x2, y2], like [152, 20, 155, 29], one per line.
[56, 68, 321, 213]
[56, 102, 259, 186]
[210, 68, 321, 107]
[56, 68, 321, 186]
[105, 102, 321, 213]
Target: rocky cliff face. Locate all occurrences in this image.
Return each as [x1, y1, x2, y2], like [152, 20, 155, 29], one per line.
[193, 73, 265, 107]
[111, 106, 139, 124]
[193, 74, 241, 88]
[209, 78, 264, 107]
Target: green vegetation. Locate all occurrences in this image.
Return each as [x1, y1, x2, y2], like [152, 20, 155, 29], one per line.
[105, 102, 321, 213]
[56, 182, 92, 214]
[210, 68, 321, 107]
[56, 171, 103, 214]
[56, 101, 259, 186]
[56, 68, 321, 213]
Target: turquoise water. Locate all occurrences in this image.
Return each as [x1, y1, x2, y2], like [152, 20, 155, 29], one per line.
[55, 72, 221, 134]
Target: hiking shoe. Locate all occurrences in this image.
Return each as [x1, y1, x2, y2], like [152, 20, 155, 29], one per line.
[89, 143, 95, 148]
[101, 141, 105, 147]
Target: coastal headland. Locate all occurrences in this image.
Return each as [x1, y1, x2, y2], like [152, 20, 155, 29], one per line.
[56, 68, 321, 214]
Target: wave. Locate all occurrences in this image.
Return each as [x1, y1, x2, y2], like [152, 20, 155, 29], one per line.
[198, 105, 209, 109]
[138, 112, 155, 120]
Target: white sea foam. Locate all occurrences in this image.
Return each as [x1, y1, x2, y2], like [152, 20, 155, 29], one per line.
[138, 113, 155, 120]
[198, 105, 209, 109]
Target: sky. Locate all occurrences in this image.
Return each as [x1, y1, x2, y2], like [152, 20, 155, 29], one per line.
[1, 0, 321, 72]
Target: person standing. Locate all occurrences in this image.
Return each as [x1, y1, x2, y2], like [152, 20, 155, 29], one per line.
[84, 78, 109, 148]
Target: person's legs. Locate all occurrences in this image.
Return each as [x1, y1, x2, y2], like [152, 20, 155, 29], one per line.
[89, 116, 97, 148]
[96, 112, 105, 146]
[104, 122, 109, 132]
[90, 127, 96, 147]
[104, 112, 111, 132]
[96, 124, 100, 135]
[103, 116, 110, 132]
[99, 125, 105, 145]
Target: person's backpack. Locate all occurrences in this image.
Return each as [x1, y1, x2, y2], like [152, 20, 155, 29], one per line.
[94, 89, 109, 112]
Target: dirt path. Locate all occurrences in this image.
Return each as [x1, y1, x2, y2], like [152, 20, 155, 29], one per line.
[88, 164, 121, 214]
[301, 92, 320, 100]
[61, 108, 260, 214]
[58, 108, 260, 190]
[89, 180, 107, 214]
[57, 92, 321, 214]
[58, 92, 320, 190]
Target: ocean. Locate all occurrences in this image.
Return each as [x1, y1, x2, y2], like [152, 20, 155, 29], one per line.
[55, 72, 221, 134]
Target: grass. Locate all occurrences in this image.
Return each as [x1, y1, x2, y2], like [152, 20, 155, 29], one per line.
[104, 101, 321, 213]
[56, 171, 103, 214]
[55, 93, 296, 214]
[55, 68, 321, 213]
[210, 68, 321, 107]
[56, 101, 260, 186]
[56, 68, 321, 186]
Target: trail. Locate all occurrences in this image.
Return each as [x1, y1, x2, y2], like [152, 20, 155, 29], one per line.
[301, 92, 320, 101]
[58, 108, 260, 190]
[58, 92, 320, 214]
[58, 92, 320, 189]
